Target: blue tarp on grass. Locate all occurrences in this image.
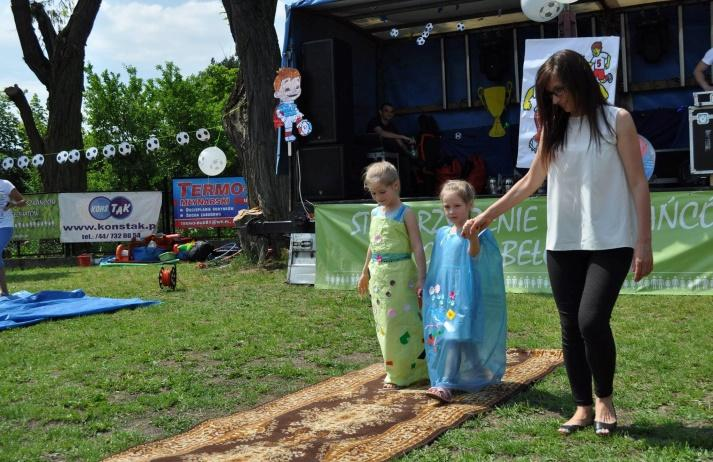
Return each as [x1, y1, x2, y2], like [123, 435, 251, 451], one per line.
[0, 290, 160, 331]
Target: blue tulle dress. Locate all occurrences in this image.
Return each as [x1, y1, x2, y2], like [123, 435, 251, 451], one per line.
[423, 226, 507, 392]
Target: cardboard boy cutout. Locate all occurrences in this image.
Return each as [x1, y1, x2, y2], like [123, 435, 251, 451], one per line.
[273, 68, 311, 145]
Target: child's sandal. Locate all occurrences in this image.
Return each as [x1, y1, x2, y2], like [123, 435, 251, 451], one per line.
[425, 386, 452, 403]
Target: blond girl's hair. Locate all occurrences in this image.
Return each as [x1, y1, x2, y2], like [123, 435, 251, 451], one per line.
[439, 180, 475, 204]
[363, 161, 400, 189]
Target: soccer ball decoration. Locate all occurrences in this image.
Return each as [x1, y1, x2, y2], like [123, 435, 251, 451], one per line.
[297, 119, 312, 136]
[31, 154, 44, 167]
[521, 0, 563, 22]
[17, 156, 29, 169]
[425, 22, 434, 31]
[146, 136, 160, 152]
[198, 146, 227, 176]
[118, 142, 132, 156]
[56, 150, 69, 164]
[103, 144, 116, 158]
[196, 128, 210, 142]
[389, 28, 399, 38]
[2, 158, 13, 170]
[85, 147, 99, 160]
[455, 132, 463, 140]
[417, 36, 426, 46]
[68, 149, 81, 163]
[176, 131, 190, 145]
[456, 22, 466, 32]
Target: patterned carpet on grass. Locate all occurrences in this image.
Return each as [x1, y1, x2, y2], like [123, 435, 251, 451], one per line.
[106, 348, 563, 462]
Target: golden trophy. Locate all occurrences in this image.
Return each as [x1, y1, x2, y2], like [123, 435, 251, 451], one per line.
[479, 82, 512, 138]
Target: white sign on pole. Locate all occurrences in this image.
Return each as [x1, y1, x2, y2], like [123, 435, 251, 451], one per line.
[59, 191, 161, 243]
[516, 37, 620, 169]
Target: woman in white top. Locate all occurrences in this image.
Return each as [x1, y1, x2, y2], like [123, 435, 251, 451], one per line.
[0, 179, 26, 296]
[463, 50, 653, 436]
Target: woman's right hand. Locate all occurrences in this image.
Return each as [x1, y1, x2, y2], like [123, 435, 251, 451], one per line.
[461, 212, 493, 237]
[357, 273, 369, 296]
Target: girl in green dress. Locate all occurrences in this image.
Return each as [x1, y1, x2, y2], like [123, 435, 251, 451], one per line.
[357, 161, 428, 388]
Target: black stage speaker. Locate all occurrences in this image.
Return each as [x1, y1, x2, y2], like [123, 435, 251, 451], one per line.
[689, 106, 713, 174]
[300, 39, 354, 144]
[296, 145, 345, 200]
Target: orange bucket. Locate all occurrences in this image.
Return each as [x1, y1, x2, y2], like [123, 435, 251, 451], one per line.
[77, 253, 92, 267]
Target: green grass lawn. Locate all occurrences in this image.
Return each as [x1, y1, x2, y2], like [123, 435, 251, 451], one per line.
[0, 259, 711, 461]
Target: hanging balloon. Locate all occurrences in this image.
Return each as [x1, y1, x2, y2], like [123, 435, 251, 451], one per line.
[118, 142, 132, 156]
[196, 128, 210, 142]
[31, 154, 44, 167]
[57, 150, 69, 164]
[521, 0, 563, 22]
[146, 136, 160, 151]
[103, 145, 116, 158]
[389, 28, 399, 38]
[2, 158, 13, 170]
[638, 135, 656, 181]
[176, 131, 190, 145]
[197, 146, 227, 176]
[68, 149, 81, 163]
[85, 147, 99, 160]
[417, 36, 426, 46]
[456, 22, 466, 32]
[17, 156, 30, 169]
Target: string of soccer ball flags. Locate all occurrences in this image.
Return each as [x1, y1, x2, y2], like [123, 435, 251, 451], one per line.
[388, 0, 573, 45]
[0, 126, 219, 172]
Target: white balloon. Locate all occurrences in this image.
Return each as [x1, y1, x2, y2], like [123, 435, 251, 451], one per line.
[521, 0, 563, 22]
[86, 147, 99, 160]
[198, 146, 227, 176]
[176, 131, 190, 145]
[2, 158, 13, 170]
[146, 136, 160, 151]
[57, 150, 69, 164]
[102, 145, 116, 158]
[196, 128, 210, 142]
[389, 28, 399, 38]
[68, 149, 81, 163]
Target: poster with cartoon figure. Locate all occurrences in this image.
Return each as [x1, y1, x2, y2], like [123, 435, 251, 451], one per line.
[273, 67, 311, 146]
[517, 37, 620, 169]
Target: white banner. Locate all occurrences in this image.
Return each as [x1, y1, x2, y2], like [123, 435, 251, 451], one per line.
[517, 37, 620, 169]
[59, 192, 162, 243]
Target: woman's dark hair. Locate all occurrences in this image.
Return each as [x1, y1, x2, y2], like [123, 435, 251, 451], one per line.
[535, 49, 613, 167]
[417, 113, 440, 135]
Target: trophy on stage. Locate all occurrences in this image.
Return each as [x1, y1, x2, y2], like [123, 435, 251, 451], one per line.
[479, 82, 512, 138]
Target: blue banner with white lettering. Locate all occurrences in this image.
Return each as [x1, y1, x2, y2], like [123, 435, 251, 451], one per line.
[172, 177, 248, 229]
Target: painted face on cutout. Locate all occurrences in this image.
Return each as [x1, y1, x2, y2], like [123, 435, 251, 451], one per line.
[442, 191, 471, 228]
[274, 77, 302, 102]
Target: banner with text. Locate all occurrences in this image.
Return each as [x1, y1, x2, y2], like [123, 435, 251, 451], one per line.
[315, 191, 713, 295]
[59, 192, 161, 243]
[517, 37, 620, 169]
[12, 193, 60, 241]
[172, 177, 248, 229]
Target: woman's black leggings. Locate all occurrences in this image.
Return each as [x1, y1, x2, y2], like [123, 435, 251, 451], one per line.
[546, 248, 633, 406]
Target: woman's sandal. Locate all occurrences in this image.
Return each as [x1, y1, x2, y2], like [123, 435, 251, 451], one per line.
[425, 386, 453, 403]
[558, 420, 593, 435]
[594, 420, 618, 436]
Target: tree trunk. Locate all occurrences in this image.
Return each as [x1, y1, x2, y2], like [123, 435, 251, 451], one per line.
[5, 0, 100, 193]
[222, 0, 288, 263]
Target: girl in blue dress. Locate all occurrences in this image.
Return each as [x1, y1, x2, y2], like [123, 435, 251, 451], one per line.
[424, 180, 507, 403]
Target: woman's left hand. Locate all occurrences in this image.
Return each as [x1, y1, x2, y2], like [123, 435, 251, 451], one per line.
[632, 240, 653, 282]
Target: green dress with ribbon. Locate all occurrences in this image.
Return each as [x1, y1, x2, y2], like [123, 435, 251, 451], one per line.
[368, 204, 428, 386]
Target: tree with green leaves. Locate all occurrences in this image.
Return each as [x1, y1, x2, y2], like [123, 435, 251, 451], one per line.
[83, 61, 239, 192]
[4, 0, 101, 193]
[222, 0, 286, 262]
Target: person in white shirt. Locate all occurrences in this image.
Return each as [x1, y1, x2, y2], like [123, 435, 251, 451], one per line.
[0, 179, 26, 296]
[693, 48, 713, 91]
[462, 50, 652, 437]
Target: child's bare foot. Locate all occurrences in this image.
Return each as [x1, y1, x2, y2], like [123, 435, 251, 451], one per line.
[382, 382, 400, 390]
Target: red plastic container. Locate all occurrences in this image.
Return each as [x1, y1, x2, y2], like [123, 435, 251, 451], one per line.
[77, 253, 92, 267]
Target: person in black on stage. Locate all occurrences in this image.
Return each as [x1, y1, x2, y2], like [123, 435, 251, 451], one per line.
[366, 103, 416, 195]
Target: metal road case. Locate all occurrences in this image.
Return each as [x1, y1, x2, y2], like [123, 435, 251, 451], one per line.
[287, 233, 316, 285]
[688, 105, 713, 174]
